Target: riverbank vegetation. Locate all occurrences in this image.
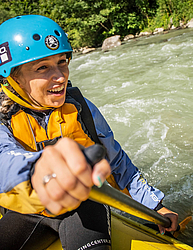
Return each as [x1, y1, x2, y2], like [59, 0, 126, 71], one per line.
[0, 0, 193, 49]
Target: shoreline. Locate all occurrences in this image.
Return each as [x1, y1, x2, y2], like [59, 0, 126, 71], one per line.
[75, 19, 193, 55]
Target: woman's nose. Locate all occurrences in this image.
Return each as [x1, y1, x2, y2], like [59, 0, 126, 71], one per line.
[52, 69, 66, 83]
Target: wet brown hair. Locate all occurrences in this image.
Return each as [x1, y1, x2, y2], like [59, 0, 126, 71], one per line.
[0, 66, 21, 114]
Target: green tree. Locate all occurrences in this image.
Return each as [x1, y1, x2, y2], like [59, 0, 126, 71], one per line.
[1, 0, 192, 49]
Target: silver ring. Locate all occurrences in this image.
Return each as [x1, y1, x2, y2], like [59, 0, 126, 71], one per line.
[42, 173, 56, 185]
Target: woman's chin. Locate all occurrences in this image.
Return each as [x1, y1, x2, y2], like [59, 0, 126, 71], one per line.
[47, 96, 66, 108]
[38, 99, 65, 109]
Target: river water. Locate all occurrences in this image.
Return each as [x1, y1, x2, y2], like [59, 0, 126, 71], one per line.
[69, 28, 193, 246]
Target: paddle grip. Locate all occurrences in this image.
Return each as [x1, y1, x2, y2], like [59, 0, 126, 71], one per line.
[82, 144, 106, 168]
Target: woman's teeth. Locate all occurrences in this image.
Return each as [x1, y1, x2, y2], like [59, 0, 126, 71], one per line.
[48, 85, 64, 93]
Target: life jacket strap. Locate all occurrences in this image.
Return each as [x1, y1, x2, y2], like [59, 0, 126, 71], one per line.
[36, 136, 62, 151]
[67, 86, 101, 145]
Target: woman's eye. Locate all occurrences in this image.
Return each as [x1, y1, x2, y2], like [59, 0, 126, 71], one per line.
[59, 59, 67, 64]
[37, 65, 47, 71]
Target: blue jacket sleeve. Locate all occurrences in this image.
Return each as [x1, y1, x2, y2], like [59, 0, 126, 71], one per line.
[0, 123, 44, 213]
[85, 98, 165, 210]
[0, 123, 41, 192]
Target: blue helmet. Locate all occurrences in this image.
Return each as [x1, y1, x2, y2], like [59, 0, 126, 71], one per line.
[0, 15, 73, 77]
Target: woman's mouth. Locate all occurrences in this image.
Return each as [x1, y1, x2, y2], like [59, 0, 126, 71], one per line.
[48, 85, 65, 95]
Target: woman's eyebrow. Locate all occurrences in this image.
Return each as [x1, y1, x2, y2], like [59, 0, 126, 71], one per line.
[29, 58, 49, 67]
[30, 53, 67, 67]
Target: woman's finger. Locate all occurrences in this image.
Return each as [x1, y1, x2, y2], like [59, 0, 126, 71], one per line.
[55, 138, 93, 188]
[92, 159, 111, 187]
[158, 225, 165, 235]
[45, 141, 92, 200]
[45, 175, 90, 204]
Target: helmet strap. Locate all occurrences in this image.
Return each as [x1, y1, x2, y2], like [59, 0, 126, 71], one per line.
[1, 76, 51, 110]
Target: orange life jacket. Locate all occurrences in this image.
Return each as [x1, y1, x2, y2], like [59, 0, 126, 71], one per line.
[11, 102, 95, 152]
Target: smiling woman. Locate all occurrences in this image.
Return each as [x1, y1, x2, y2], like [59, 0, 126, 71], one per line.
[0, 14, 178, 250]
[0, 14, 112, 250]
[13, 53, 69, 108]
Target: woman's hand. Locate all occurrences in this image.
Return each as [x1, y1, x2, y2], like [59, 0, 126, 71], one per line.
[157, 207, 178, 235]
[31, 137, 111, 215]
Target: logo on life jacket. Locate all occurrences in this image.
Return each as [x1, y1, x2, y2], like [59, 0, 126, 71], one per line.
[0, 42, 12, 66]
[45, 35, 59, 50]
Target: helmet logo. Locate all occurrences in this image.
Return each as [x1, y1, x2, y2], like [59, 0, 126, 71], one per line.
[45, 35, 59, 50]
[0, 42, 12, 66]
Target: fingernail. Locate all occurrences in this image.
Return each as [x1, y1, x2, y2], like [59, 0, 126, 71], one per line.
[161, 231, 164, 235]
[97, 175, 104, 188]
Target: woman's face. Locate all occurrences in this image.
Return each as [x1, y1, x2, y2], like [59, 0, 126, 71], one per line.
[14, 53, 69, 108]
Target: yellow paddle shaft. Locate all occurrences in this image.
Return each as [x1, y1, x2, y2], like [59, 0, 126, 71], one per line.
[89, 183, 171, 228]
